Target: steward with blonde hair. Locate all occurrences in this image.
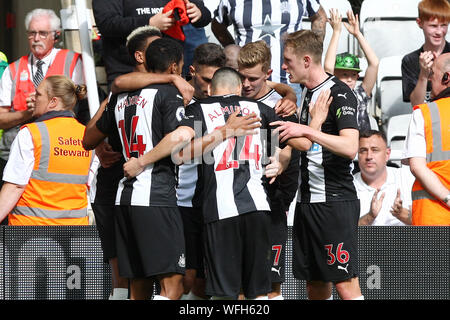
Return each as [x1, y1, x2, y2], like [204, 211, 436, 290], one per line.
[0, 75, 92, 226]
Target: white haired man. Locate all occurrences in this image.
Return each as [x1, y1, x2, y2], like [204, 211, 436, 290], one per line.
[0, 9, 84, 203]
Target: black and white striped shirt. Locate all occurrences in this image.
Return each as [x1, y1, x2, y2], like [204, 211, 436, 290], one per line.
[297, 75, 359, 203]
[97, 84, 185, 207]
[176, 97, 203, 208]
[214, 0, 321, 83]
[258, 88, 300, 210]
[180, 94, 282, 223]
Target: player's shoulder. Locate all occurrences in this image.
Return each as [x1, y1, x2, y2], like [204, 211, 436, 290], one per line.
[328, 76, 352, 93]
[327, 77, 357, 102]
[150, 83, 180, 94]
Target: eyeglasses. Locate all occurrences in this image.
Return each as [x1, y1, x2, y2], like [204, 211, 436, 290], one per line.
[27, 30, 54, 39]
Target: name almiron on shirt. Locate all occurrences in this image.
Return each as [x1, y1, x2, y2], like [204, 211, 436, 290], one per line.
[171, 122, 280, 167]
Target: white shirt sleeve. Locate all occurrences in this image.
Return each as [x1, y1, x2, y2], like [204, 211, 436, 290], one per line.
[402, 108, 426, 162]
[0, 66, 12, 107]
[2, 127, 35, 185]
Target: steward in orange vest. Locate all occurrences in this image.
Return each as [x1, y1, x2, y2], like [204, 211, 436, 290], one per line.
[8, 49, 80, 111]
[9, 110, 92, 225]
[411, 89, 450, 226]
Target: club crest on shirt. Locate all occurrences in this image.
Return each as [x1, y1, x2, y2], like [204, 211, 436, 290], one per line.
[300, 107, 308, 123]
[178, 253, 186, 268]
[176, 106, 186, 122]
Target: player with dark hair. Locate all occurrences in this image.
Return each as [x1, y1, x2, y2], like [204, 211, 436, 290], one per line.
[83, 37, 187, 300]
[178, 42, 226, 300]
[120, 66, 289, 299]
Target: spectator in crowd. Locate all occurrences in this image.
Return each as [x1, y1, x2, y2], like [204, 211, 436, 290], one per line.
[92, 0, 211, 88]
[355, 130, 413, 226]
[402, 52, 450, 226]
[84, 38, 189, 300]
[237, 40, 299, 299]
[272, 30, 363, 300]
[324, 9, 379, 133]
[211, 0, 326, 85]
[402, 0, 450, 106]
[0, 75, 92, 225]
[0, 9, 84, 200]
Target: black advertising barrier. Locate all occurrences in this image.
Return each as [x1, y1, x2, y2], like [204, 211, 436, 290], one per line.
[0, 226, 448, 300]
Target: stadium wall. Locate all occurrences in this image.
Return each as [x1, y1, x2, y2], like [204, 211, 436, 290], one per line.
[0, 226, 447, 300]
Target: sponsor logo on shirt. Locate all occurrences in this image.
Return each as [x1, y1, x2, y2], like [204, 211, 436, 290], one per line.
[336, 106, 355, 118]
[135, 7, 162, 15]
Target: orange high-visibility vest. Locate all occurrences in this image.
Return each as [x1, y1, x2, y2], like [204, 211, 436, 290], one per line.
[9, 116, 92, 226]
[8, 49, 80, 111]
[411, 98, 450, 226]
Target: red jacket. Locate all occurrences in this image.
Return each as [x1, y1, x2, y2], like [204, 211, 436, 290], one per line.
[162, 0, 190, 41]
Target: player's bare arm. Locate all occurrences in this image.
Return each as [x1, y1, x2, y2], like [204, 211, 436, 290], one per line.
[123, 110, 262, 178]
[178, 110, 262, 164]
[211, 19, 235, 47]
[270, 89, 332, 151]
[82, 98, 110, 150]
[111, 72, 194, 105]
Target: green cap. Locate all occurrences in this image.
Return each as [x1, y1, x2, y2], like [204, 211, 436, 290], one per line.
[335, 52, 361, 72]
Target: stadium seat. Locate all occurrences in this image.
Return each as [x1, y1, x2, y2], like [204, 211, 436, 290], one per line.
[359, 0, 424, 60]
[376, 55, 413, 131]
[386, 113, 412, 163]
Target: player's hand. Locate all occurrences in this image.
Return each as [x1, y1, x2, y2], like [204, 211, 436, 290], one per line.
[265, 147, 282, 184]
[309, 89, 332, 126]
[123, 157, 145, 179]
[270, 120, 310, 143]
[184, 0, 202, 23]
[149, 10, 175, 31]
[172, 75, 194, 106]
[224, 109, 261, 138]
[275, 97, 297, 117]
[369, 189, 385, 219]
[95, 141, 122, 168]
